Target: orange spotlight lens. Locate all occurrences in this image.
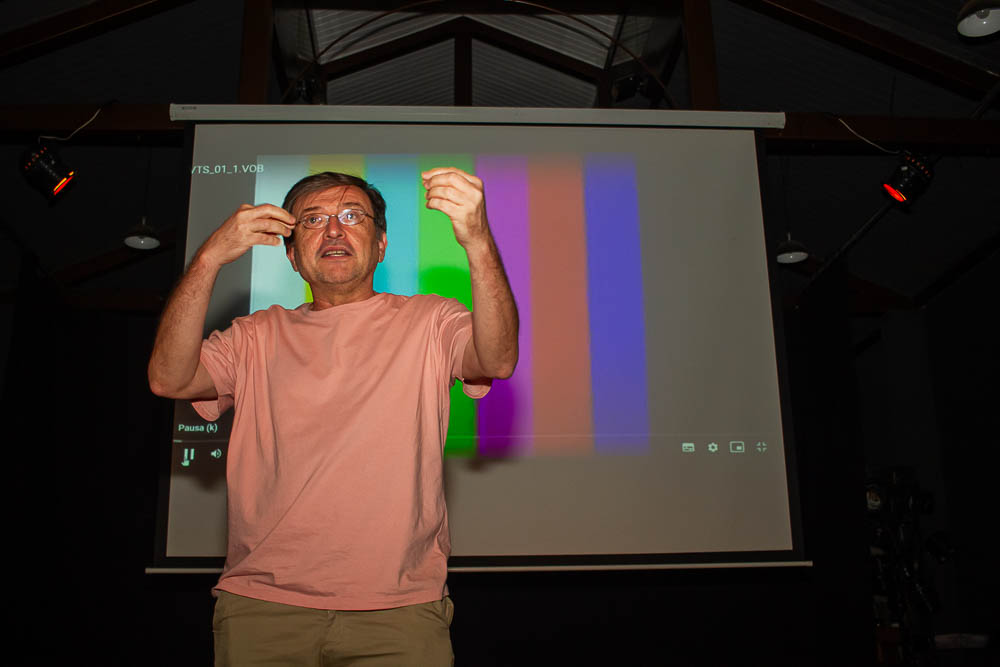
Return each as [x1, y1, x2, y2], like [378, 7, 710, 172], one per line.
[882, 183, 906, 202]
[52, 171, 75, 195]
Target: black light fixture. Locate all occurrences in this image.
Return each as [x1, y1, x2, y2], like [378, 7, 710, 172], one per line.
[774, 156, 809, 265]
[124, 145, 160, 250]
[958, 0, 1000, 37]
[776, 232, 809, 264]
[20, 144, 76, 200]
[124, 216, 161, 250]
[882, 152, 933, 204]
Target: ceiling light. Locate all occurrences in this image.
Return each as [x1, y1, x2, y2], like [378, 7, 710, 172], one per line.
[776, 232, 809, 264]
[957, 1, 1000, 37]
[124, 216, 161, 250]
[882, 152, 933, 204]
[20, 144, 76, 200]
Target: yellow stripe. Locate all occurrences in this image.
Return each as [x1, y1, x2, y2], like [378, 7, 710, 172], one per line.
[309, 155, 365, 178]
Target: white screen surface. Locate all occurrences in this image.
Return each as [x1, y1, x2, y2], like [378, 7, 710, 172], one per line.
[160, 107, 799, 569]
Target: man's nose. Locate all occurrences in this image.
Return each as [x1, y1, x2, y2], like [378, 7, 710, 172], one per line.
[323, 217, 346, 237]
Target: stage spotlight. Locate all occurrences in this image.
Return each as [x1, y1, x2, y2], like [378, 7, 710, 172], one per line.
[21, 144, 76, 200]
[882, 152, 933, 203]
[957, 1, 1000, 37]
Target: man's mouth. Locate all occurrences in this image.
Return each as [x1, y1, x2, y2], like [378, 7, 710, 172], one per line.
[320, 246, 351, 258]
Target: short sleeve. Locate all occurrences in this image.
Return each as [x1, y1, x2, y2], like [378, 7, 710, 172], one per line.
[191, 324, 239, 421]
[437, 299, 491, 400]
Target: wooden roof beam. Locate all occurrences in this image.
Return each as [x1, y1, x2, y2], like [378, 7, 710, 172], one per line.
[239, 0, 273, 104]
[683, 0, 720, 110]
[782, 256, 915, 315]
[0, 104, 182, 142]
[0, 0, 194, 68]
[1, 106, 997, 154]
[770, 113, 1000, 154]
[734, 0, 999, 96]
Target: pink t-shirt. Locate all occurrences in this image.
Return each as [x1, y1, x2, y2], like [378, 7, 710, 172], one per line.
[193, 292, 489, 610]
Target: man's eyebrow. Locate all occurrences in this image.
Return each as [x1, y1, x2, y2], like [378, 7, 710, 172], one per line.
[299, 202, 369, 213]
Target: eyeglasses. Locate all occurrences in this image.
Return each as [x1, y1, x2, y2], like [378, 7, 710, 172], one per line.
[297, 208, 372, 229]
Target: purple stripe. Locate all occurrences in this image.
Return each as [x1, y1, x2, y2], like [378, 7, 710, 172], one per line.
[475, 156, 533, 456]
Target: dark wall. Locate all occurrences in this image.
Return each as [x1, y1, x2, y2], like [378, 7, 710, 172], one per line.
[848, 250, 999, 657]
[925, 250, 1000, 641]
[5, 285, 166, 663]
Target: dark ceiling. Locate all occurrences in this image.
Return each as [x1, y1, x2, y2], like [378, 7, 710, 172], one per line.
[0, 0, 998, 321]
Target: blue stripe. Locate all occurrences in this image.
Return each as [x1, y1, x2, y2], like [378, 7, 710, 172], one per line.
[584, 155, 650, 451]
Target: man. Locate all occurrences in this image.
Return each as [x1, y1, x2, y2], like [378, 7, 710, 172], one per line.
[148, 167, 518, 666]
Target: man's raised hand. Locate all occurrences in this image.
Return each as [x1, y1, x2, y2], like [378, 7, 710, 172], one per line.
[422, 167, 490, 250]
[197, 204, 296, 267]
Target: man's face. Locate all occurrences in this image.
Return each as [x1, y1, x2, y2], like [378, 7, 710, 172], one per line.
[286, 185, 386, 294]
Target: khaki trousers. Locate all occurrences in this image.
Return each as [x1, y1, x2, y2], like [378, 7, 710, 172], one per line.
[213, 590, 455, 667]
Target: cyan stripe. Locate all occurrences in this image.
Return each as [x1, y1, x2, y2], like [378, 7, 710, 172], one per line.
[366, 156, 420, 296]
[251, 155, 310, 313]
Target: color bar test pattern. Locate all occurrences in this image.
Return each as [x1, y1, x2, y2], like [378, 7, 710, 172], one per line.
[251, 153, 649, 456]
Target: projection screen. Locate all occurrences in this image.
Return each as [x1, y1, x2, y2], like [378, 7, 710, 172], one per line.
[151, 105, 805, 572]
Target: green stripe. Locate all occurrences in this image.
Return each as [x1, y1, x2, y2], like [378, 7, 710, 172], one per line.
[418, 156, 477, 457]
[418, 156, 475, 308]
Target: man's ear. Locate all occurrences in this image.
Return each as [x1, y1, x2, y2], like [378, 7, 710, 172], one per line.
[286, 242, 299, 273]
[377, 232, 387, 263]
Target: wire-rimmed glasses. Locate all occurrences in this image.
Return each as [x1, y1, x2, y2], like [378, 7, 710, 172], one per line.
[297, 208, 372, 229]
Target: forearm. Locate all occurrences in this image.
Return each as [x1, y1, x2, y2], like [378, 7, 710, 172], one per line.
[465, 234, 519, 379]
[147, 255, 220, 397]
[147, 203, 294, 397]
[420, 166, 518, 378]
